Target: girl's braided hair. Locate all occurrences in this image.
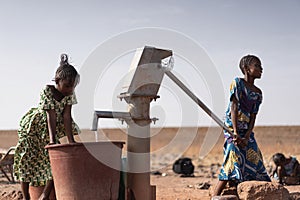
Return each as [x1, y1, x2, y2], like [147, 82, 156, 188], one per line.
[54, 54, 80, 85]
[239, 55, 260, 74]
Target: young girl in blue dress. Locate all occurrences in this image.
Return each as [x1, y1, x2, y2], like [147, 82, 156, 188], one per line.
[213, 55, 271, 196]
[13, 54, 80, 200]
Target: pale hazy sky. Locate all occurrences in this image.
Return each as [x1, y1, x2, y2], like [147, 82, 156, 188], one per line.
[1, 0, 299, 129]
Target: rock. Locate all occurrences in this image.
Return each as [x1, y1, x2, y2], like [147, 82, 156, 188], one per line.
[151, 171, 162, 175]
[196, 182, 211, 190]
[211, 195, 238, 200]
[222, 186, 238, 196]
[289, 192, 300, 200]
[209, 184, 238, 197]
[237, 181, 290, 200]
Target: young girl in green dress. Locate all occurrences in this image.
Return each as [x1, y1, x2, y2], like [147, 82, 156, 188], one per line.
[13, 54, 80, 200]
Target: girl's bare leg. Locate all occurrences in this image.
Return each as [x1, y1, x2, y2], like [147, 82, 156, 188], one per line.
[21, 181, 30, 200]
[213, 180, 228, 196]
[39, 180, 54, 200]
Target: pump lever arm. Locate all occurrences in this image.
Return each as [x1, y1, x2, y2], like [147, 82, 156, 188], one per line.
[165, 71, 233, 136]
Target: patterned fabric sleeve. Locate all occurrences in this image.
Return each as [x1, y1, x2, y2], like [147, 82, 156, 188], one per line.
[39, 86, 56, 110]
[252, 91, 262, 114]
[229, 77, 241, 102]
[66, 93, 78, 106]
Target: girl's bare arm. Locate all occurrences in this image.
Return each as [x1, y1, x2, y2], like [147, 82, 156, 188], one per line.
[63, 104, 75, 143]
[245, 113, 257, 140]
[231, 95, 239, 136]
[270, 165, 278, 177]
[231, 95, 246, 146]
[46, 109, 57, 144]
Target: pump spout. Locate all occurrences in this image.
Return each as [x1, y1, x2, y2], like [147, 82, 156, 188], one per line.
[91, 111, 131, 131]
[91, 112, 99, 131]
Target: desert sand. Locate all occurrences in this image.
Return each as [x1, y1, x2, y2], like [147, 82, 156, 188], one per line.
[1, 126, 300, 199]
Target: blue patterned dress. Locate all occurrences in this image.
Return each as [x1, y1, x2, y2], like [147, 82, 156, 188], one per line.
[13, 85, 80, 186]
[218, 77, 270, 182]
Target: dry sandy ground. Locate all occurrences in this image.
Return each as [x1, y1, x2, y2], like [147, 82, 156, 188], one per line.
[1, 126, 300, 199]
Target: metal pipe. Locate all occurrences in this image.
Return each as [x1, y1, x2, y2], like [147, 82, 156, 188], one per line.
[91, 111, 131, 131]
[94, 111, 131, 119]
[165, 71, 234, 136]
[125, 96, 153, 200]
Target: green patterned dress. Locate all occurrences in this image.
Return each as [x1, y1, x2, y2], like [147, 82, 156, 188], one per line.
[13, 85, 80, 186]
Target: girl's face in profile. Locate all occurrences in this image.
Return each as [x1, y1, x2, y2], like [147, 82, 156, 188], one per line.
[248, 60, 263, 79]
[56, 79, 76, 96]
